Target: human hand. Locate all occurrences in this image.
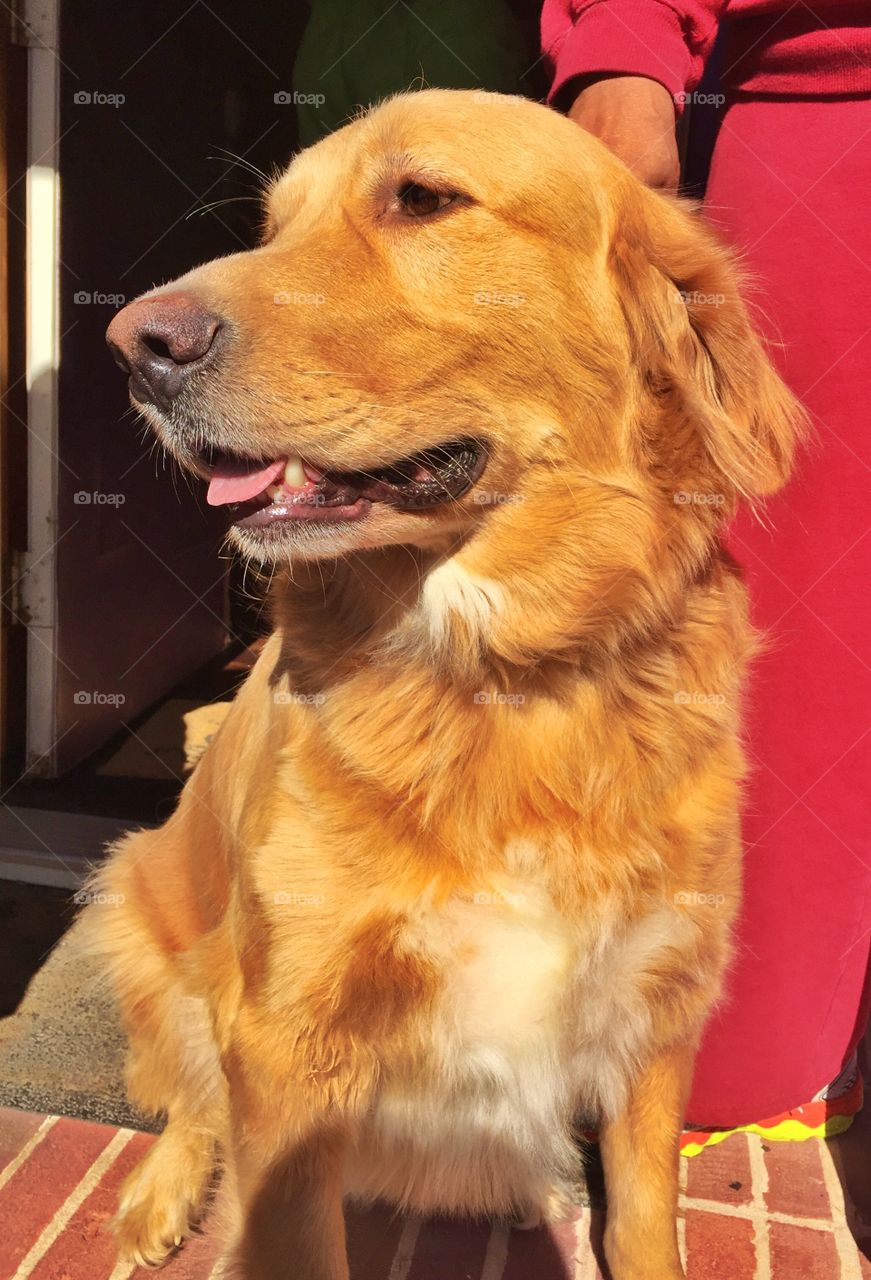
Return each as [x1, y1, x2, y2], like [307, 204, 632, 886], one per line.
[567, 75, 680, 190]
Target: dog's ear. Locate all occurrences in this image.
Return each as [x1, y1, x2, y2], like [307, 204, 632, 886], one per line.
[611, 184, 806, 501]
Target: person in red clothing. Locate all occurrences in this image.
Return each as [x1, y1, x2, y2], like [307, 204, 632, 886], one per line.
[542, 1, 871, 1131]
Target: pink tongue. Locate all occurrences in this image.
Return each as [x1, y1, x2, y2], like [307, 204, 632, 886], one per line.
[207, 459, 286, 506]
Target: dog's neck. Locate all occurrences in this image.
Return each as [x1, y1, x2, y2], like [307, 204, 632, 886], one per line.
[261, 540, 744, 860]
[267, 528, 724, 694]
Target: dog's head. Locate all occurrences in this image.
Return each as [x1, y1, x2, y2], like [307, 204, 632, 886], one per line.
[108, 90, 803, 662]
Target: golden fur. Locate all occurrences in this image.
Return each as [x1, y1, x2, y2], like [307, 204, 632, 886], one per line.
[86, 90, 803, 1279]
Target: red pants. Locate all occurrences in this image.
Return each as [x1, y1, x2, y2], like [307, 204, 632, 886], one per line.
[687, 95, 871, 1126]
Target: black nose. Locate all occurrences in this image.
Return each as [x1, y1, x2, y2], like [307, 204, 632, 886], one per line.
[106, 292, 223, 411]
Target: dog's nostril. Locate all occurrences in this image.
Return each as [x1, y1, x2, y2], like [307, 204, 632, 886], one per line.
[139, 318, 222, 367]
[142, 334, 175, 361]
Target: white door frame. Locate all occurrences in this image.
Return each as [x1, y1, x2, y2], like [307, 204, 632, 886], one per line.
[20, 0, 62, 775]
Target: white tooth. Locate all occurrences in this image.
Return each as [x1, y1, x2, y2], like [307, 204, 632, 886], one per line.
[266, 484, 281, 501]
[283, 456, 306, 488]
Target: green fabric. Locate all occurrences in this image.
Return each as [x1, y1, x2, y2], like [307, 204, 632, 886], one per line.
[292, 0, 529, 146]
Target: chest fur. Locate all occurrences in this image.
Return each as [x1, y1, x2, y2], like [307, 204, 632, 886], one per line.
[373, 880, 696, 1145]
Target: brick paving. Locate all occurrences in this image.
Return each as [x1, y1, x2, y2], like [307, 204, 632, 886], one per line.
[0, 1107, 868, 1278]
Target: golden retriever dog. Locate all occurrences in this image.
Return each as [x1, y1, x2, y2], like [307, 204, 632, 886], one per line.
[96, 89, 802, 1280]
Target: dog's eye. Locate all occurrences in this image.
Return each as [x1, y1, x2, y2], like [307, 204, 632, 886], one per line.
[397, 182, 455, 218]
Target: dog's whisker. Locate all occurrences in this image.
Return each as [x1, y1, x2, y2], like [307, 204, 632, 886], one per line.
[188, 196, 264, 220]
[206, 147, 270, 185]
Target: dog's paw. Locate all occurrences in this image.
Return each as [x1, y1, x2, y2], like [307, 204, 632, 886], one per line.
[114, 1129, 213, 1267]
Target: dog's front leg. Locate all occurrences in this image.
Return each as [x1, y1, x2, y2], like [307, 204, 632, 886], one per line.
[224, 1125, 349, 1280]
[599, 1041, 695, 1280]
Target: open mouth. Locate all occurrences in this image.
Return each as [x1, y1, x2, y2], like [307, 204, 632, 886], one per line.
[202, 439, 487, 529]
